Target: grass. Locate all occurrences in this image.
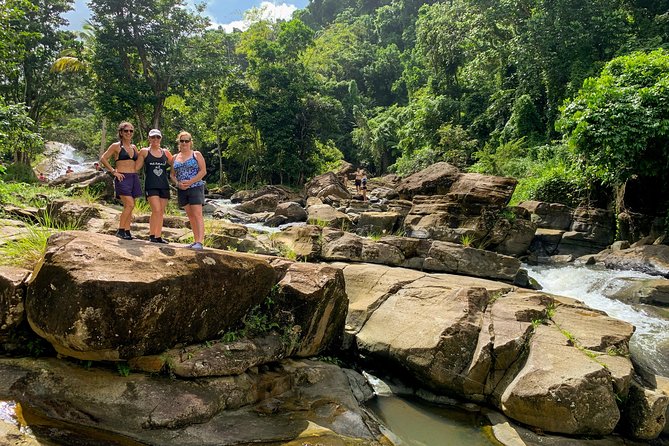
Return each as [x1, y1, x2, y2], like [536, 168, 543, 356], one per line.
[308, 218, 329, 228]
[0, 210, 82, 269]
[0, 181, 67, 209]
[460, 234, 473, 247]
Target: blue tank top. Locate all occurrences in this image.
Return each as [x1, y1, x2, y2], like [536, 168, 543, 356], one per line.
[173, 153, 204, 188]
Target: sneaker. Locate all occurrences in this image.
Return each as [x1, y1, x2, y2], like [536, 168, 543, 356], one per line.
[150, 237, 169, 244]
[115, 229, 126, 239]
[124, 230, 133, 240]
[190, 242, 203, 250]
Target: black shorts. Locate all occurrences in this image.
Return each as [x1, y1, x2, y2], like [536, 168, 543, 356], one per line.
[146, 188, 170, 199]
[354, 179, 361, 187]
[178, 185, 205, 207]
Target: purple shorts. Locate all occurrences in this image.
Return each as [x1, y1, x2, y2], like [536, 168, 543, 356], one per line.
[114, 173, 142, 198]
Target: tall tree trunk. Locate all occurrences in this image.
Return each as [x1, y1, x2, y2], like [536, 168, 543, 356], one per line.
[100, 117, 107, 156]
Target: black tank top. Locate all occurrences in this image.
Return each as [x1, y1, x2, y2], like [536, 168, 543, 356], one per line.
[118, 143, 138, 161]
[144, 149, 169, 190]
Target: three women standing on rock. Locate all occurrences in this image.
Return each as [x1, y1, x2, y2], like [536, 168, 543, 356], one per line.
[171, 131, 207, 250]
[136, 129, 173, 244]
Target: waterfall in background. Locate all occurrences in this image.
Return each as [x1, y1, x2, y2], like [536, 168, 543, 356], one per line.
[35, 141, 96, 180]
[526, 264, 669, 376]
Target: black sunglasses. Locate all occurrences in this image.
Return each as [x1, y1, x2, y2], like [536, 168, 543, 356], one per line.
[122, 129, 134, 133]
[179, 139, 191, 143]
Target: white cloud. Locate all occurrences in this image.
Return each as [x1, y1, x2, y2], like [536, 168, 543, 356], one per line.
[209, 2, 298, 32]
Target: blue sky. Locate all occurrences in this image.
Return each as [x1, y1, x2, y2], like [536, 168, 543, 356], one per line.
[63, 0, 310, 31]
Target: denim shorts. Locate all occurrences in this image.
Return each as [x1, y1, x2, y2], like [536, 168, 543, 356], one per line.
[177, 185, 205, 207]
[114, 173, 142, 198]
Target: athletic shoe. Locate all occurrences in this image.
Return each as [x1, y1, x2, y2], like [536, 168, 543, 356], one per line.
[115, 229, 126, 239]
[124, 230, 133, 240]
[190, 242, 203, 250]
[150, 237, 169, 244]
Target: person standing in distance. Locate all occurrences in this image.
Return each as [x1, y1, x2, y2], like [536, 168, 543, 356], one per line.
[171, 131, 206, 249]
[100, 121, 141, 240]
[136, 129, 173, 243]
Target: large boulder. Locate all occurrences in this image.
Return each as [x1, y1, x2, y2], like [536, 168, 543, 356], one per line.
[590, 244, 669, 277]
[517, 201, 572, 230]
[318, 230, 521, 282]
[131, 261, 348, 378]
[404, 191, 517, 245]
[2, 358, 383, 446]
[395, 162, 461, 200]
[305, 172, 351, 201]
[41, 199, 102, 229]
[271, 225, 322, 259]
[612, 278, 669, 306]
[345, 263, 642, 437]
[26, 231, 276, 360]
[235, 194, 280, 214]
[273, 201, 308, 223]
[0, 266, 29, 343]
[557, 207, 615, 257]
[306, 204, 351, 229]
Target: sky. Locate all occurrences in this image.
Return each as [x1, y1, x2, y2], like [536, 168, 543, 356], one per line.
[63, 0, 310, 32]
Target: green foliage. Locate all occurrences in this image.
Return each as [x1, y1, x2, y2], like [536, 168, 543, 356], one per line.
[0, 100, 44, 165]
[459, 234, 473, 247]
[558, 49, 669, 187]
[26, 337, 47, 357]
[116, 362, 131, 377]
[2, 163, 38, 183]
[90, 0, 209, 129]
[392, 122, 478, 175]
[0, 207, 82, 268]
[0, 181, 67, 208]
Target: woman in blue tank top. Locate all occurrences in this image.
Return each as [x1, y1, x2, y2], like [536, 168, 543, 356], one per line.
[171, 131, 207, 249]
[135, 129, 173, 244]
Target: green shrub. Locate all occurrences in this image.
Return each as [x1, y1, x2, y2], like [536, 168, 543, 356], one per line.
[2, 163, 38, 183]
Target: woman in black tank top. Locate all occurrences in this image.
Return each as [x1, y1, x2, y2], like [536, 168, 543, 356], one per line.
[136, 129, 173, 243]
[99, 121, 141, 240]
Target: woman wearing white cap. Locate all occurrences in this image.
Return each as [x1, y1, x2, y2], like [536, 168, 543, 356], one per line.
[136, 129, 173, 243]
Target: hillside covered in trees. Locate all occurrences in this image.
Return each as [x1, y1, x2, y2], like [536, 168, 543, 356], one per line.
[2, 0, 669, 218]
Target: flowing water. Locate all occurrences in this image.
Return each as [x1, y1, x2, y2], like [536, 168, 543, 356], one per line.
[35, 141, 96, 179]
[525, 264, 669, 376]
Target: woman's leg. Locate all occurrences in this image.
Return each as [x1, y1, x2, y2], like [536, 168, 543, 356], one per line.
[157, 197, 168, 238]
[147, 195, 162, 236]
[185, 204, 204, 244]
[119, 195, 135, 230]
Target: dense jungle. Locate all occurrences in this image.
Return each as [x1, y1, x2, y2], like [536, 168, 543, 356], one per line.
[1, 0, 668, 218]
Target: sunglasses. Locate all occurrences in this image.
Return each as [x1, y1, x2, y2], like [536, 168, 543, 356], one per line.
[149, 135, 161, 139]
[179, 139, 191, 143]
[122, 129, 134, 133]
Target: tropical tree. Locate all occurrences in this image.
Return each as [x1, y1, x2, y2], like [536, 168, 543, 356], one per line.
[558, 49, 669, 188]
[89, 0, 208, 134]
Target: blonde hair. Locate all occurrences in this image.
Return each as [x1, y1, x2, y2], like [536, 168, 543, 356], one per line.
[117, 121, 134, 139]
[176, 131, 192, 143]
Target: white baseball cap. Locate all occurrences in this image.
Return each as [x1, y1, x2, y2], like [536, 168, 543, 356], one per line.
[148, 129, 162, 137]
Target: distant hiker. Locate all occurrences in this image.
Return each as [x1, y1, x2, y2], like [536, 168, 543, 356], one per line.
[171, 131, 206, 250]
[65, 166, 74, 175]
[361, 171, 368, 201]
[355, 168, 363, 194]
[100, 121, 141, 240]
[136, 129, 173, 244]
[38, 172, 47, 182]
[93, 162, 101, 171]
